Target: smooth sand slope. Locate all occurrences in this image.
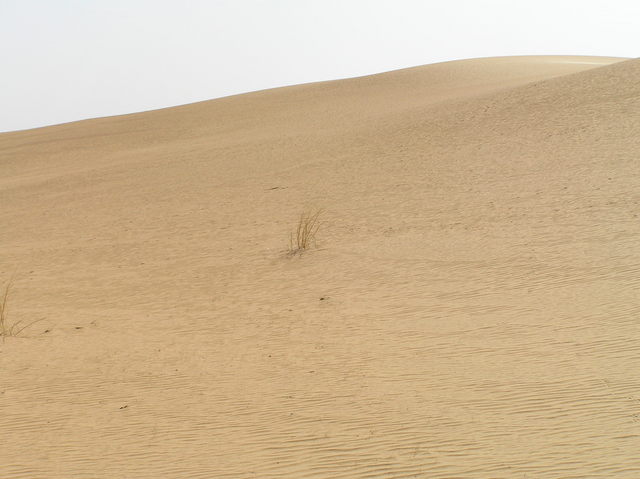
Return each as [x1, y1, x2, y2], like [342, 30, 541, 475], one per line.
[1, 55, 639, 478]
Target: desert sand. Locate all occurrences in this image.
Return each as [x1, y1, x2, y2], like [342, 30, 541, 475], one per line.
[1, 55, 639, 478]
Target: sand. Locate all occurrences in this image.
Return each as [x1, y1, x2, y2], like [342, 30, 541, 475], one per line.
[1, 55, 639, 478]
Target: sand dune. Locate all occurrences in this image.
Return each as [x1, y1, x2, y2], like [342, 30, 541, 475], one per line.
[1, 55, 639, 478]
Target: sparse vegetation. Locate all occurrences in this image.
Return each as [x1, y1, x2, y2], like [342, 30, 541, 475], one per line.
[0, 279, 12, 337]
[289, 208, 323, 255]
[0, 278, 41, 339]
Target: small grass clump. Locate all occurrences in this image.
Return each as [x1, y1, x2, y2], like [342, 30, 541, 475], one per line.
[289, 208, 323, 255]
[0, 279, 40, 339]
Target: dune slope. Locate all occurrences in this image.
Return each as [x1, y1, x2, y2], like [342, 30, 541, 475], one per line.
[1, 56, 639, 478]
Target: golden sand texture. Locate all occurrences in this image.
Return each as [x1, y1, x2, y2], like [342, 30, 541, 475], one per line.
[1, 55, 639, 478]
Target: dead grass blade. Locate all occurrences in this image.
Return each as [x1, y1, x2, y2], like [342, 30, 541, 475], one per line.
[1, 278, 42, 339]
[0, 278, 12, 337]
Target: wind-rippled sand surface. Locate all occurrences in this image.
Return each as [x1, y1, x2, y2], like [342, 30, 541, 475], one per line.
[1, 55, 639, 478]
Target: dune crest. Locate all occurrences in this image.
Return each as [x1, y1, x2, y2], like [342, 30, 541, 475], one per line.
[1, 56, 639, 478]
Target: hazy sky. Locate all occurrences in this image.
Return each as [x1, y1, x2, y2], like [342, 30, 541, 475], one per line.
[1, 0, 638, 132]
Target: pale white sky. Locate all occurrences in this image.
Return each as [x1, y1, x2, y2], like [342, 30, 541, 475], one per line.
[1, 0, 638, 132]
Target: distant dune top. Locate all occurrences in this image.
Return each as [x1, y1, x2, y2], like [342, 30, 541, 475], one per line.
[1, 55, 632, 187]
[0, 55, 628, 136]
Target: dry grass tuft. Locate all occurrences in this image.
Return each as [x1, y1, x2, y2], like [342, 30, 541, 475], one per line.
[0, 278, 41, 339]
[289, 208, 323, 255]
[0, 278, 12, 337]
